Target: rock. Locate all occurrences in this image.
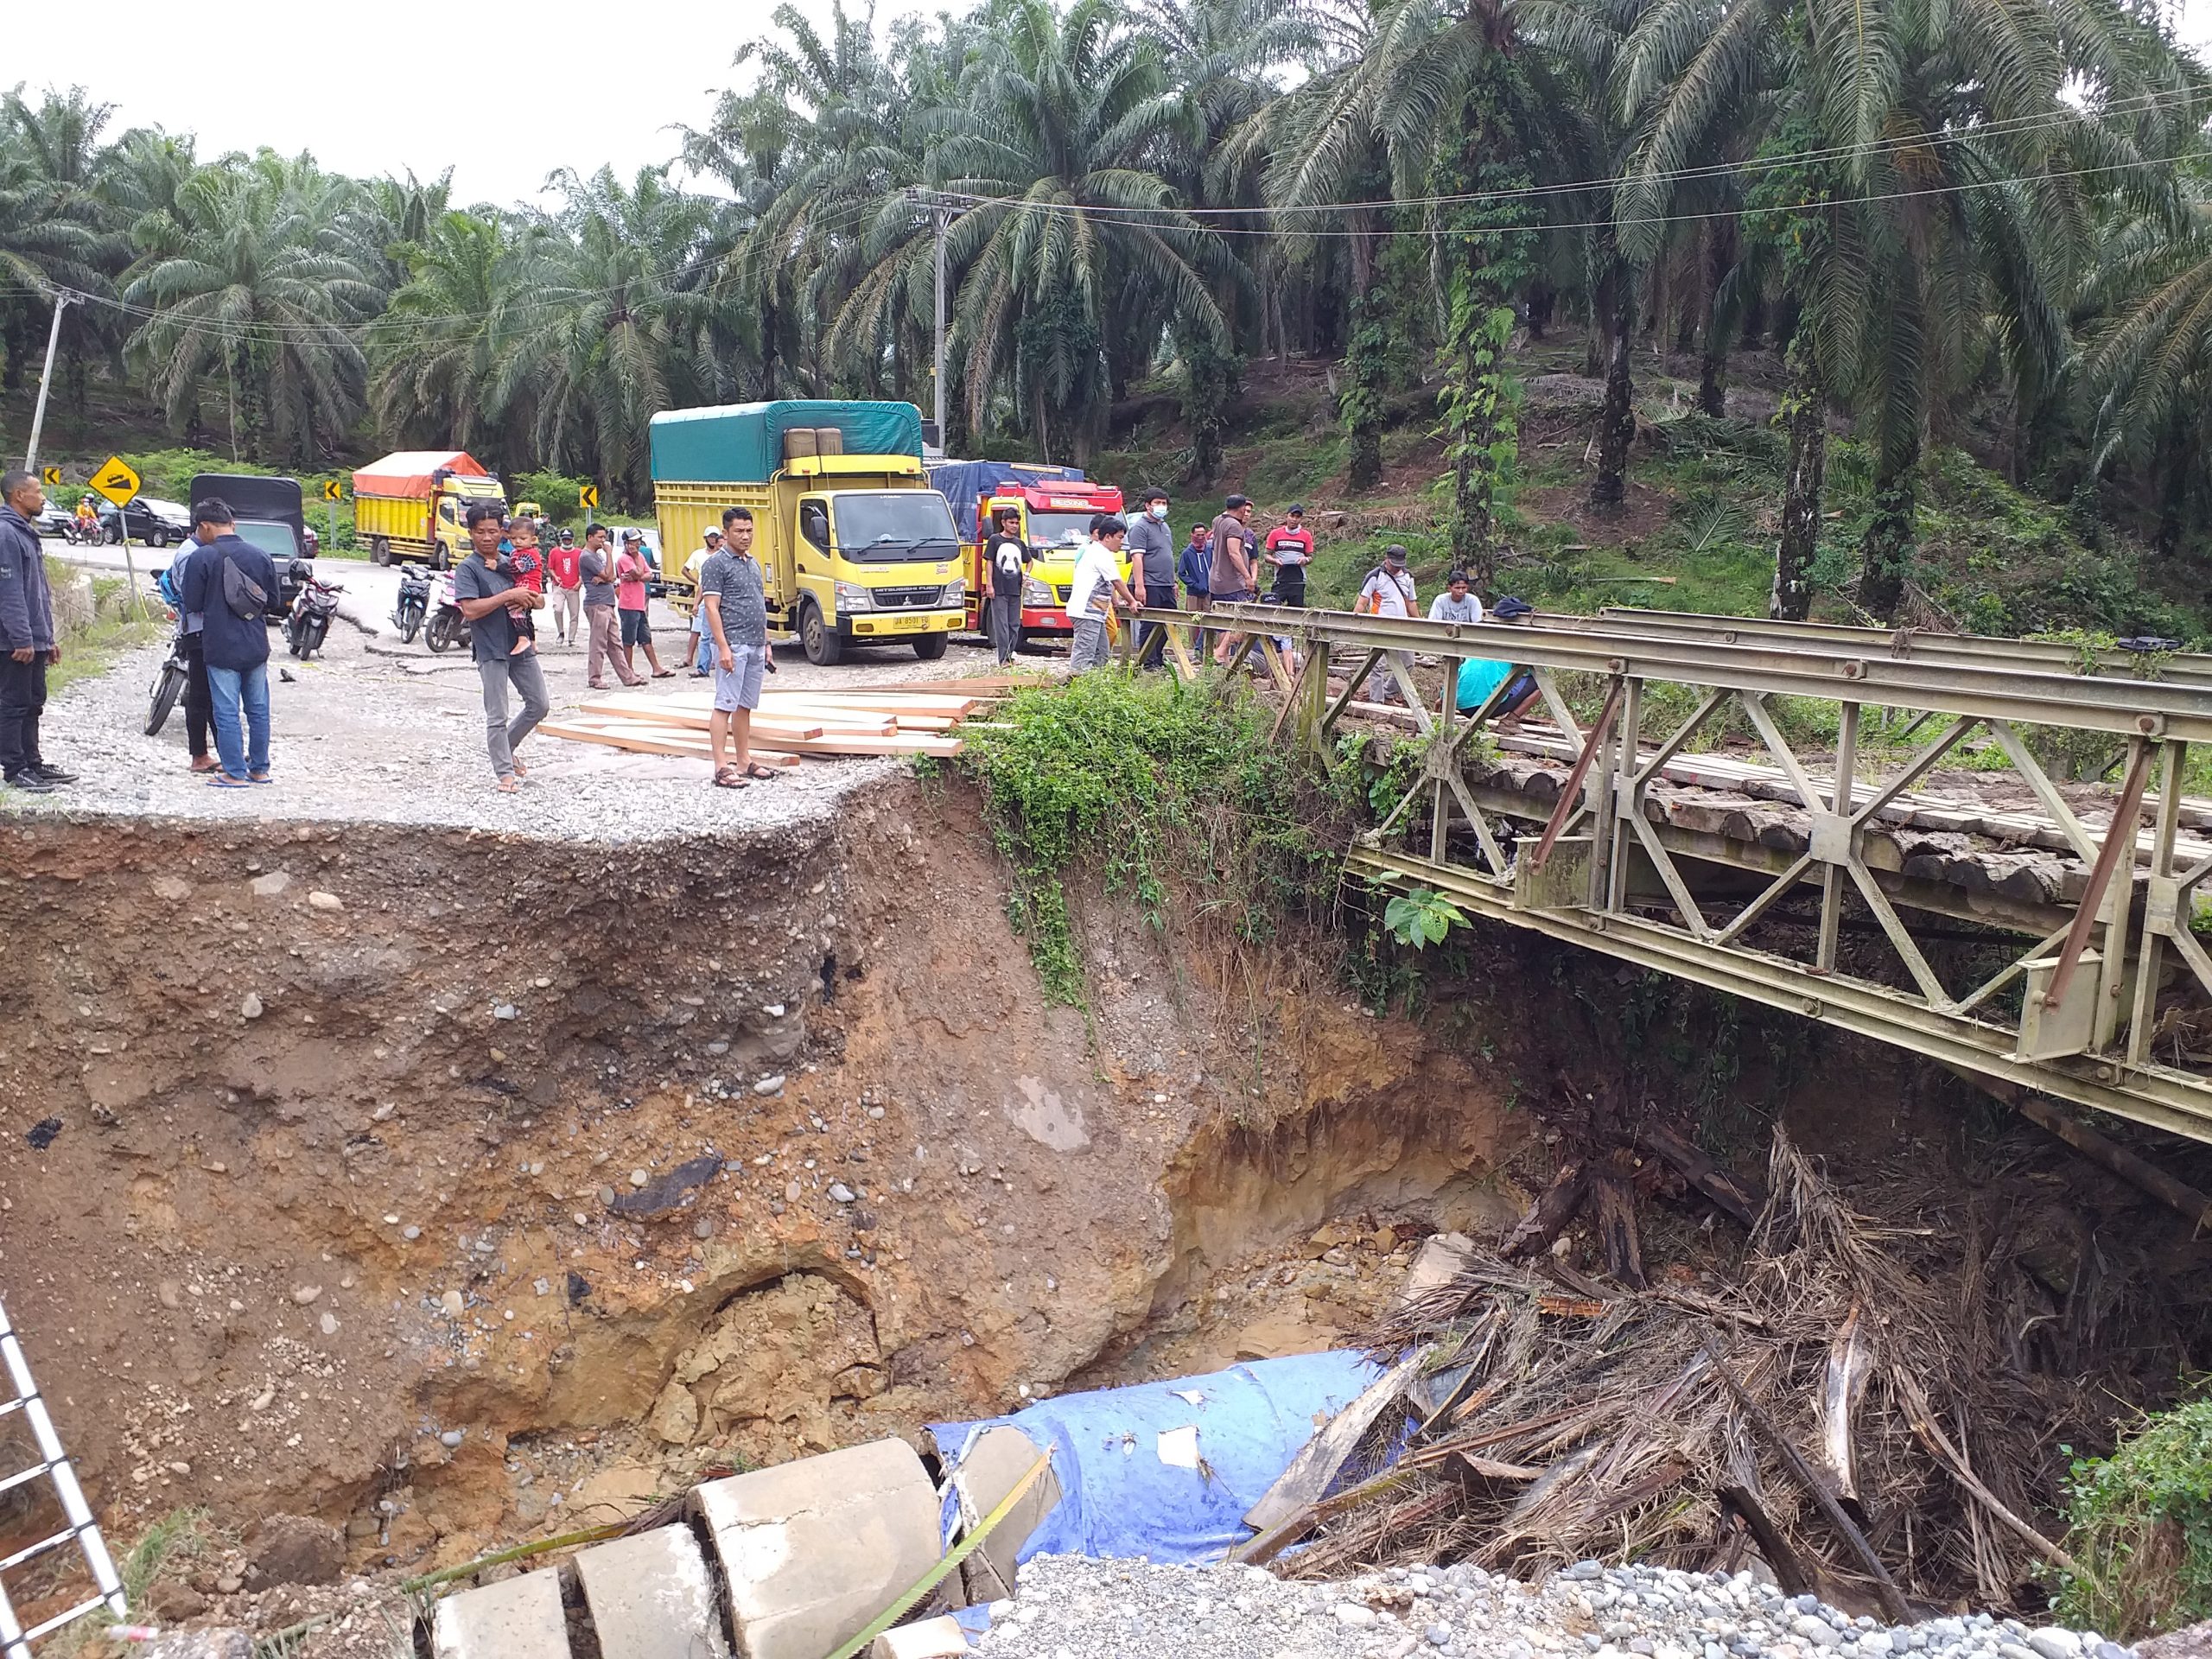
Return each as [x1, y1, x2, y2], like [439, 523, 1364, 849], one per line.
[248, 872, 291, 898]
[441, 1289, 465, 1317]
[139, 1633, 251, 1659]
[307, 890, 342, 912]
[630, 1168, 651, 1188]
[754, 1074, 787, 1096]
[319, 1312, 339, 1336]
[829, 1183, 857, 1204]
[147, 1579, 210, 1620]
[1335, 1603, 1379, 1629]
[493, 1001, 518, 1020]
[244, 1514, 344, 1587]
[156, 1279, 182, 1311]
[694, 1218, 715, 1240]
[1430, 1626, 1454, 1647]
[1794, 1618, 1843, 1649]
[240, 992, 264, 1020]
[649, 1380, 700, 1446]
[2028, 1635, 2084, 1659]
[1564, 1561, 1605, 1581]
[441, 1429, 465, 1448]
[871, 1615, 970, 1659]
[150, 876, 192, 903]
[786, 1179, 803, 1202]
[291, 1285, 321, 1304]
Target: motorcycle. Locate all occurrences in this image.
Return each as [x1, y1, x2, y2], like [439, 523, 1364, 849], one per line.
[391, 567, 431, 645]
[423, 572, 471, 655]
[62, 515, 102, 548]
[284, 566, 345, 661]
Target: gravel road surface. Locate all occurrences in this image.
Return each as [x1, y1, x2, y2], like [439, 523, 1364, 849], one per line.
[975, 1557, 2132, 1659]
[4, 585, 1058, 842]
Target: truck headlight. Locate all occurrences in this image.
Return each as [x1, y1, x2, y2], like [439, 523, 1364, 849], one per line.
[940, 578, 965, 607]
[1022, 575, 1052, 606]
[834, 581, 874, 611]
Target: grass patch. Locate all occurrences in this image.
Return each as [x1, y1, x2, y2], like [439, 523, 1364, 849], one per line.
[44, 559, 166, 694]
[955, 670, 1348, 1003]
[2054, 1394, 2212, 1638]
[48, 1507, 215, 1656]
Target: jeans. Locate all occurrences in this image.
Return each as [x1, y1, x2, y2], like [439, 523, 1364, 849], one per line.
[206, 661, 270, 779]
[0, 654, 47, 778]
[988, 592, 1021, 664]
[1070, 616, 1110, 673]
[478, 652, 551, 779]
[1135, 596, 1177, 670]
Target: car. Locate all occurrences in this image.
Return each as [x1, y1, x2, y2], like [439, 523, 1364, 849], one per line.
[31, 503, 75, 539]
[96, 495, 192, 548]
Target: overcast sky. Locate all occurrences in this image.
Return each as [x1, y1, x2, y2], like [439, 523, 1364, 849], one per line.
[7, 0, 793, 208]
[10, 0, 2212, 209]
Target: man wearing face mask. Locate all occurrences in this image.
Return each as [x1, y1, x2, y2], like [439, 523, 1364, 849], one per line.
[1126, 486, 1178, 670]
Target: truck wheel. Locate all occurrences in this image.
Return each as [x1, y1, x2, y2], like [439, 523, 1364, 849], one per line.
[371, 539, 390, 566]
[432, 546, 451, 573]
[912, 631, 949, 662]
[800, 601, 843, 666]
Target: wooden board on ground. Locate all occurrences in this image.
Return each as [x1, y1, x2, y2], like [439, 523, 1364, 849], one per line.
[537, 721, 803, 766]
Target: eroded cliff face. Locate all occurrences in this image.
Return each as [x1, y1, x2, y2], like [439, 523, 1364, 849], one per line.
[0, 782, 1527, 1569]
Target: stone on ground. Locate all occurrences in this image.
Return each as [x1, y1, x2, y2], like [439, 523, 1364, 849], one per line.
[430, 1566, 569, 1659]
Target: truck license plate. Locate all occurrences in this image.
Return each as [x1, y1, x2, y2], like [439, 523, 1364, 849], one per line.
[891, 614, 925, 632]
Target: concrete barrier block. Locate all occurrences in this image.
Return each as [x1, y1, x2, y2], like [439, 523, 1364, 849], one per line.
[947, 1425, 1059, 1604]
[694, 1437, 940, 1659]
[871, 1614, 972, 1657]
[430, 1567, 570, 1659]
[574, 1524, 729, 1659]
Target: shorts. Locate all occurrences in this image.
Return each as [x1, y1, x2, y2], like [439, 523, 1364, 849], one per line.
[713, 644, 767, 712]
[620, 609, 651, 647]
[1213, 588, 1255, 605]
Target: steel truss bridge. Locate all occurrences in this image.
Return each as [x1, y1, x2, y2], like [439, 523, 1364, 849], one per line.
[1131, 601, 2212, 1146]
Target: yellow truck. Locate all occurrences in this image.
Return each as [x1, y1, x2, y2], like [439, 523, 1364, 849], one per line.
[352, 450, 508, 569]
[651, 400, 964, 664]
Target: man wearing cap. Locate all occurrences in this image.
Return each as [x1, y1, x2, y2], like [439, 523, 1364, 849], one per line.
[615, 530, 673, 678]
[1208, 494, 1258, 667]
[1456, 594, 1541, 728]
[1263, 504, 1314, 607]
[1357, 543, 1420, 702]
[683, 527, 723, 676]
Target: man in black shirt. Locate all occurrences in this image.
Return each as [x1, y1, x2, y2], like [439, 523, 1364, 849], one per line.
[983, 507, 1028, 665]
[452, 502, 550, 793]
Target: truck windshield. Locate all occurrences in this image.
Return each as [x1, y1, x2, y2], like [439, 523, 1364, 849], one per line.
[835, 493, 960, 563]
[234, 521, 299, 561]
[1025, 510, 1097, 550]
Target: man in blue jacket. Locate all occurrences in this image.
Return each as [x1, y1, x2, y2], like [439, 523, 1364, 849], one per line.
[179, 497, 279, 788]
[0, 469, 69, 795]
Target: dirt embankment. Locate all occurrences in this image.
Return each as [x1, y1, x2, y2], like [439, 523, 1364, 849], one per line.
[0, 782, 1529, 1571]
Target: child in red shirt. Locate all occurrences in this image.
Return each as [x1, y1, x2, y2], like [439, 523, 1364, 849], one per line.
[505, 518, 543, 655]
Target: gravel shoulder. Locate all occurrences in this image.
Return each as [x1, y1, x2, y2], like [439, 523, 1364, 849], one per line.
[4, 595, 1059, 842]
[976, 1556, 2133, 1659]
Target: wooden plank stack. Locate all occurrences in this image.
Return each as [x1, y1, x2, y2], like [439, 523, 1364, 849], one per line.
[539, 677, 1030, 766]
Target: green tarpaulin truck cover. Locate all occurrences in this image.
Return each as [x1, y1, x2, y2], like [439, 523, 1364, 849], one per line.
[649, 400, 925, 484]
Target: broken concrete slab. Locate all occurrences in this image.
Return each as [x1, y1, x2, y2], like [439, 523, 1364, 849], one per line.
[429, 1566, 570, 1659]
[137, 1634, 252, 1659]
[574, 1524, 729, 1659]
[1396, 1230, 1476, 1307]
[694, 1436, 939, 1659]
[871, 1614, 971, 1658]
[947, 1423, 1060, 1604]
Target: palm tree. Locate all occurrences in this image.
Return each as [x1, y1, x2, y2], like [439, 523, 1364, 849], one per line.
[367, 209, 511, 453]
[0, 86, 124, 401]
[123, 150, 380, 461]
[931, 0, 1242, 462]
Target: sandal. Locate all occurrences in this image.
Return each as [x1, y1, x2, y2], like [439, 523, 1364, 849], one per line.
[207, 775, 251, 790]
[652, 669, 676, 679]
[743, 762, 779, 781]
[189, 756, 219, 773]
[712, 766, 749, 790]
[494, 775, 519, 794]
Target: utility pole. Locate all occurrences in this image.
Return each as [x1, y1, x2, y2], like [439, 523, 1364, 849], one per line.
[22, 290, 71, 474]
[932, 200, 949, 450]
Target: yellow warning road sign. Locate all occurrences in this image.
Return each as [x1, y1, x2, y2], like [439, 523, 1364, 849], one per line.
[37, 467, 60, 487]
[322, 480, 343, 501]
[578, 485, 600, 511]
[89, 456, 141, 507]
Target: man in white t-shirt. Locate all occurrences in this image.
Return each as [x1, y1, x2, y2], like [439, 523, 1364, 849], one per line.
[1357, 543, 1420, 702]
[1427, 569, 1483, 625]
[1067, 516, 1136, 673]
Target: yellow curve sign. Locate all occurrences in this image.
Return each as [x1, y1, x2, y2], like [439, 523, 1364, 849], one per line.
[37, 467, 60, 486]
[90, 456, 141, 507]
[322, 480, 343, 501]
[578, 485, 600, 511]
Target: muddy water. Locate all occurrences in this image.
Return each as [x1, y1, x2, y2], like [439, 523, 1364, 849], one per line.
[0, 785, 1526, 1571]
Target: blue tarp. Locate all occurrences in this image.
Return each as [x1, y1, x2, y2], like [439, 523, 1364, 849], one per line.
[928, 1350, 1378, 1566]
[927, 461, 1089, 540]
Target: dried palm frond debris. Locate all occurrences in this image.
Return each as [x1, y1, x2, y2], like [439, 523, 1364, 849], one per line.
[1236, 1129, 2110, 1616]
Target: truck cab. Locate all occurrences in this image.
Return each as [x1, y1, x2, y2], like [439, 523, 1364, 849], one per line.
[651, 401, 966, 666]
[928, 463, 1125, 639]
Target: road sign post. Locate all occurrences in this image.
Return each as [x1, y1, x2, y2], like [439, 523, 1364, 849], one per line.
[579, 484, 599, 531]
[322, 479, 341, 557]
[89, 456, 147, 620]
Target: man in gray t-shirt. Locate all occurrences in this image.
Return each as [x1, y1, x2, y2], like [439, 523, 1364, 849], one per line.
[578, 525, 639, 689]
[450, 504, 550, 791]
[701, 507, 776, 789]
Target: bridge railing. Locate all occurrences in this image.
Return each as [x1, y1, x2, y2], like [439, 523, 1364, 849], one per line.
[1123, 601, 2212, 1144]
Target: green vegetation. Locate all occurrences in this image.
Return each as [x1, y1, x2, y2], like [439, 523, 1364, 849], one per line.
[52, 1507, 213, 1655]
[43, 556, 165, 692]
[955, 671, 1347, 1003]
[1383, 887, 1469, 950]
[2056, 1394, 2212, 1638]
